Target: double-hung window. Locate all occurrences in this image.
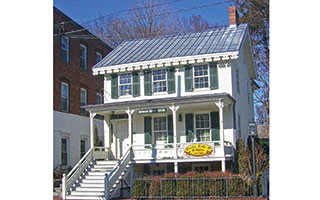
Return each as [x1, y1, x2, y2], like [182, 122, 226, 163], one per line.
[80, 88, 87, 115]
[194, 65, 209, 89]
[61, 82, 69, 112]
[61, 138, 68, 166]
[80, 44, 87, 70]
[119, 74, 132, 96]
[195, 113, 210, 142]
[153, 69, 167, 93]
[61, 36, 69, 62]
[154, 116, 167, 144]
[96, 52, 102, 63]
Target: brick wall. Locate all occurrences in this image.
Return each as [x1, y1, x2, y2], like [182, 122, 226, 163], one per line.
[53, 8, 112, 116]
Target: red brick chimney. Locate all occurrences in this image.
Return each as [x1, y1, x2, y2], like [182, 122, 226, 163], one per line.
[228, 6, 238, 27]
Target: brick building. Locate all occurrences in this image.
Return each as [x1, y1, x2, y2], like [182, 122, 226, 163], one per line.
[53, 6, 112, 169]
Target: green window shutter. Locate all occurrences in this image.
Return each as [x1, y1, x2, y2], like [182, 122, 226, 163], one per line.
[111, 75, 118, 99]
[211, 112, 220, 141]
[132, 71, 140, 97]
[184, 65, 193, 92]
[168, 115, 173, 143]
[209, 62, 219, 90]
[167, 67, 175, 94]
[144, 70, 152, 96]
[185, 113, 194, 142]
[144, 116, 152, 144]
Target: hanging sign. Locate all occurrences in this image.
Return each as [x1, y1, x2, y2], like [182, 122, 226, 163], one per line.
[184, 144, 213, 157]
[138, 108, 166, 114]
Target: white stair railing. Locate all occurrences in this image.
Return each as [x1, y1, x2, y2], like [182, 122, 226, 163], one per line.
[61, 147, 109, 199]
[104, 146, 132, 200]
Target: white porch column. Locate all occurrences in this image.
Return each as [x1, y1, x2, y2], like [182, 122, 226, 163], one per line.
[174, 162, 178, 174]
[215, 100, 226, 172]
[126, 108, 135, 145]
[104, 114, 111, 150]
[90, 111, 97, 149]
[169, 104, 180, 159]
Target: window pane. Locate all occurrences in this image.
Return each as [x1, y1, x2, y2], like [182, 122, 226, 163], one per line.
[119, 74, 132, 96]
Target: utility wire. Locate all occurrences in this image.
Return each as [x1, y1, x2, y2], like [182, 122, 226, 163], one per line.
[56, 0, 233, 37]
[54, 0, 186, 26]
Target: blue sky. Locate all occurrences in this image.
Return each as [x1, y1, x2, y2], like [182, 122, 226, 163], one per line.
[53, 0, 234, 26]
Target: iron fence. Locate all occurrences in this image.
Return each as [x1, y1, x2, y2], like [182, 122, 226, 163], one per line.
[133, 175, 267, 199]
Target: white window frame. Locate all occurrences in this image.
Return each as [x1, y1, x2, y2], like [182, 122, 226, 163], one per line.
[61, 137, 69, 166]
[61, 36, 69, 62]
[119, 73, 132, 96]
[80, 88, 87, 115]
[193, 64, 209, 90]
[61, 82, 69, 112]
[80, 44, 87, 70]
[152, 69, 167, 93]
[194, 113, 211, 142]
[153, 115, 168, 144]
[96, 52, 102, 63]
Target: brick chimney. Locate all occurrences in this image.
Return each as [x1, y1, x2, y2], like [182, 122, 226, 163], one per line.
[228, 6, 238, 27]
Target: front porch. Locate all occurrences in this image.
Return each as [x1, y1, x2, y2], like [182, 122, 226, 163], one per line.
[84, 93, 237, 173]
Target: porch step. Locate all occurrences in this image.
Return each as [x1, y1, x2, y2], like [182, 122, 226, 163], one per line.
[69, 191, 104, 196]
[66, 195, 105, 200]
[78, 183, 105, 188]
[76, 187, 105, 192]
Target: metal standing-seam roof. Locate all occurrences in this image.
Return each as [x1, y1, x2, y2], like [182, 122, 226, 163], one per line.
[93, 23, 248, 69]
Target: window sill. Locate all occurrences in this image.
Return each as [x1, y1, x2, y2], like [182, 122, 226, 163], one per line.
[152, 91, 168, 96]
[118, 95, 133, 99]
[194, 87, 210, 92]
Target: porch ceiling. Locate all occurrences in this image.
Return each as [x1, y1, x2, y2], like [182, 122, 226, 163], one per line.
[83, 93, 235, 114]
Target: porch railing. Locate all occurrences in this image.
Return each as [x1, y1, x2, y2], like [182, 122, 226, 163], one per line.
[132, 140, 233, 160]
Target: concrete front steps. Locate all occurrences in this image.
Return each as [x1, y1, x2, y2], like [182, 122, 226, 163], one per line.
[65, 160, 118, 200]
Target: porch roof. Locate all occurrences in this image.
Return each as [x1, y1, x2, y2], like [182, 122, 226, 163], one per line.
[83, 93, 235, 114]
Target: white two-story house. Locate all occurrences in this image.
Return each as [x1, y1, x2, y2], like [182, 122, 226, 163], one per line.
[62, 6, 257, 200]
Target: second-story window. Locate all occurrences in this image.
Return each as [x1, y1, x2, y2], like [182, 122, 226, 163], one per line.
[61, 82, 69, 112]
[80, 44, 87, 70]
[153, 69, 167, 93]
[61, 36, 69, 62]
[80, 88, 87, 115]
[194, 65, 209, 89]
[119, 74, 132, 96]
[96, 52, 102, 63]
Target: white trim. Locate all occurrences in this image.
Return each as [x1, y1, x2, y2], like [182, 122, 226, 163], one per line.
[194, 113, 211, 142]
[93, 51, 239, 75]
[80, 88, 87, 115]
